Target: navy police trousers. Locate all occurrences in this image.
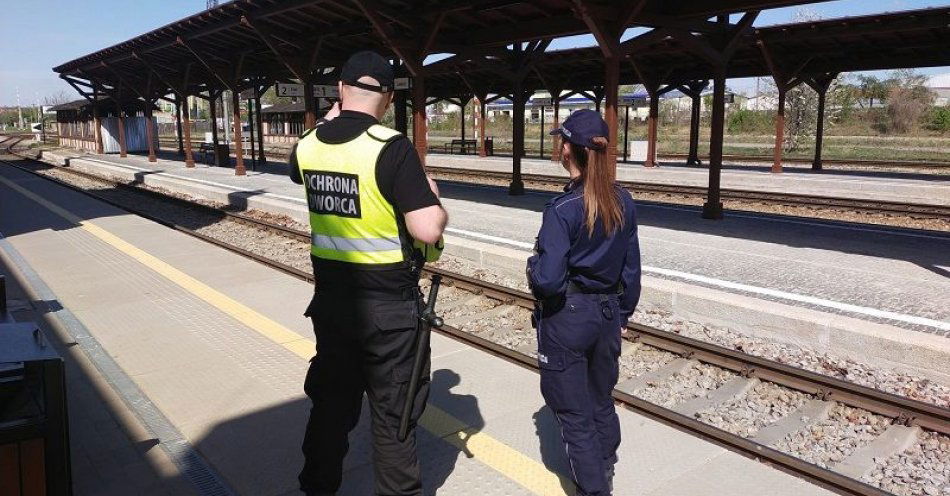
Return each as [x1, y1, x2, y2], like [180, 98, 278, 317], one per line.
[537, 293, 622, 496]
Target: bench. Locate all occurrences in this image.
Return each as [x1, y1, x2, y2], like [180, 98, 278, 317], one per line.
[198, 143, 215, 164]
[443, 139, 478, 155]
[199, 142, 230, 167]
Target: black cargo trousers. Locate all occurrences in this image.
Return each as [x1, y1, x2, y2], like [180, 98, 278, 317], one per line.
[299, 292, 430, 496]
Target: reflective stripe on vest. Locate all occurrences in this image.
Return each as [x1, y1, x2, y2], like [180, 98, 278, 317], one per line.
[296, 124, 406, 265]
[311, 233, 402, 252]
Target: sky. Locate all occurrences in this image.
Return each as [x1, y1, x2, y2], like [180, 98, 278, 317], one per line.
[1, 0, 948, 106]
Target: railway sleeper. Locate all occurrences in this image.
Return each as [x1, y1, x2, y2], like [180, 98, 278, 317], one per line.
[617, 358, 697, 393]
[751, 399, 834, 446]
[832, 424, 922, 480]
[673, 376, 760, 418]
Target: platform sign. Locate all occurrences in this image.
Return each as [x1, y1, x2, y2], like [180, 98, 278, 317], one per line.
[394, 77, 411, 90]
[276, 83, 304, 97]
[313, 85, 340, 98]
[621, 95, 647, 106]
[531, 97, 552, 106]
[239, 88, 257, 99]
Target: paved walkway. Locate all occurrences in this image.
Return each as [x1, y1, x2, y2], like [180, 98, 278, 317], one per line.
[0, 159, 836, 495]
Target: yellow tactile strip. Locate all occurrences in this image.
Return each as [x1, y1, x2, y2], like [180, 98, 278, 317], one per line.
[0, 174, 573, 496]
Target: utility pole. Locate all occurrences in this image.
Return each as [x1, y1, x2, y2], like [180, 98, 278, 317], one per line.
[16, 87, 23, 129]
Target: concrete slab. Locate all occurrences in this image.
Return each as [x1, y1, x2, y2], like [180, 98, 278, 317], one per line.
[751, 400, 834, 446]
[833, 425, 922, 479]
[618, 358, 696, 393]
[673, 377, 759, 417]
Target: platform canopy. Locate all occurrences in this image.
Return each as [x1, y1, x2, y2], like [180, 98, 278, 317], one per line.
[54, 0, 852, 98]
[51, 0, 950, 216]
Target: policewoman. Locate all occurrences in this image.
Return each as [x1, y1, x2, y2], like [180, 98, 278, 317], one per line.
[289, 51, 448, 496]
[527, 109, 641, 496]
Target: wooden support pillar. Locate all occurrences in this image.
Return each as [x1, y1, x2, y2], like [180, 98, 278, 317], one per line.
[807, 74, 836, 171]
[175, 101, 184, 156]
[476, 95, 487, 157]
[758, 40, 810, 174]
[116, 103, 127, 158]
[644, 84, 659, 168]
[412, 76, 428, 164]
[772, 89, 786, 173]
[622, 105, 630, 162]
[255, 88, 266, 164]
[92, 95, 104, 154]
[539, 104, 545, 159]
[209, 93, 220, 165]
[145, 103, 157, 162]
[247, 96, 257, 170]
[395, 89, 408, 134]
[680, 80, 708, 166]
[510, 82, 526, 195]
[604, 56, 620, 177]
[702, 70, 727, 220]
[232, 90, 245, 175]
[813, 89, 826, 171]
[460, 99, 466, 152]
[303, 78, 316, 130]
[180, 95, 195, 167]
[688, 92, 702, 165]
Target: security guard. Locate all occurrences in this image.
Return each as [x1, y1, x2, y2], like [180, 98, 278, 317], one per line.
[526, 109, 641, 496]
[290, 51, 448, 496]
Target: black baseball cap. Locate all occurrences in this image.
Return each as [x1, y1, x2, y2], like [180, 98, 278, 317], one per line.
[550, 109, 609, 150]
[340, 51, 394, 93]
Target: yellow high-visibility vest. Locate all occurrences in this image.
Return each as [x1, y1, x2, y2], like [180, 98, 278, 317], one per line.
[296, 124, 441, 265]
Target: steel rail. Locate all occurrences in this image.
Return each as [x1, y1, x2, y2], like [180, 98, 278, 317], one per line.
[3, 137, 946, 496]
[655, 152, 950, 170]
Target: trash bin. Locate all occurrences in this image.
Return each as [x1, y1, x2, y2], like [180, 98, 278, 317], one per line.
[214, 143, 231, 167]
[0, 322, 71, 495]
[485, 137, 494, 156]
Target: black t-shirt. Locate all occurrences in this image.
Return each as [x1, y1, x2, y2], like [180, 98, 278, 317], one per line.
[289, 110, 440, 294]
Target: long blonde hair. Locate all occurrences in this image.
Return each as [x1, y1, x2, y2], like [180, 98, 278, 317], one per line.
[569, 137, 623, 236]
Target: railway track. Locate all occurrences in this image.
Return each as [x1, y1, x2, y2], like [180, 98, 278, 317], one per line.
[3, 135, 948, 496]
[426, 165, 950, 222]
[154, 136, 950, 173]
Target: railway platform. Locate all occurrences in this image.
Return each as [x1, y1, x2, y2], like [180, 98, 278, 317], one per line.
[29, 146, 950, 381]
[0, 160, 840, 495]
[44, 147, 950, 208]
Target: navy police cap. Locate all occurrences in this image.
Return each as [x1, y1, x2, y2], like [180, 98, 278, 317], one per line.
[549, 109, 609, 151]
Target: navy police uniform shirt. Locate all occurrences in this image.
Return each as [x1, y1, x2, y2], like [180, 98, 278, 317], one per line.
[526, 180, 641, 325]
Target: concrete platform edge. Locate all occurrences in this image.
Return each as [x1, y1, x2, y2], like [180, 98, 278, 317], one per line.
[442, 234, 950, 387]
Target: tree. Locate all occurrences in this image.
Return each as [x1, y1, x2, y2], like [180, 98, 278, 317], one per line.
[855, 75, 888, 108]
[43, 91, 71, 106]
[884, 69, 934, 134]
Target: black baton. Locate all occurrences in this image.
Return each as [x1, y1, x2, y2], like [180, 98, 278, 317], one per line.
[398, 274, 443, 442]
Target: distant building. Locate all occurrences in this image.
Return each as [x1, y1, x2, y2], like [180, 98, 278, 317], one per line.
[926, 73, 950, 106]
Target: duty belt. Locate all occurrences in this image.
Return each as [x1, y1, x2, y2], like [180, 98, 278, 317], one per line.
[316, 286, 421, 301]
[565, 281, 621, 295]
